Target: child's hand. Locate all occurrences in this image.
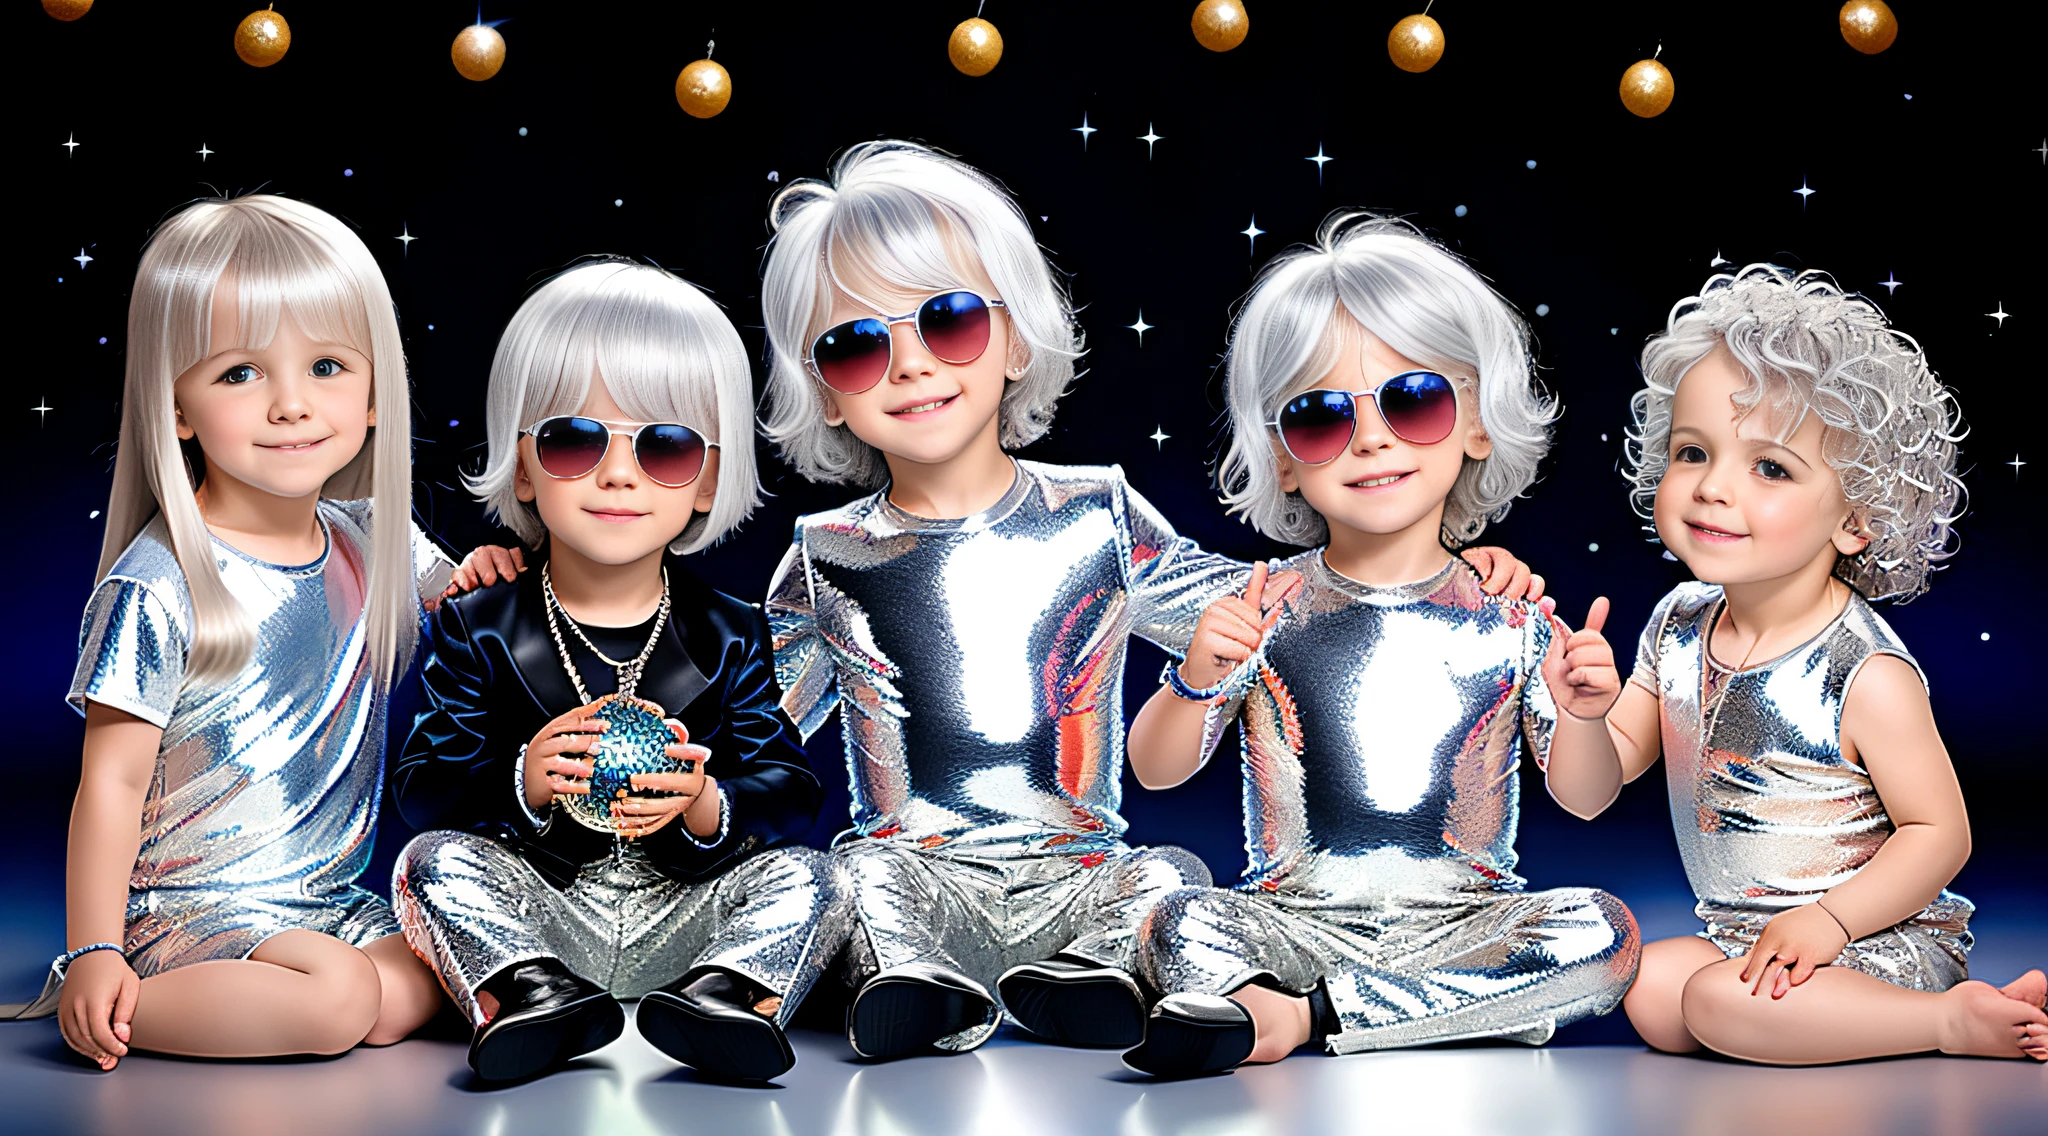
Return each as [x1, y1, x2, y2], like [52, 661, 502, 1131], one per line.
[1462, 547, 1553, 612]
[58, 949, 138, 1071]
[1177, 563, 1299, 691]
[1740, 903, 1852, 999]
[613, 719, 711, 840]
[522, 702, 607, 810]
[445, 545, 527, 597]
[1542, 598, 1621, 720]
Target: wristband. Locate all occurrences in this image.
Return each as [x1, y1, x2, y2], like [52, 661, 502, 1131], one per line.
[1813, 898, 1853, 940]
[54, 943, 123, 977]
[1162, 660, 1230, 703]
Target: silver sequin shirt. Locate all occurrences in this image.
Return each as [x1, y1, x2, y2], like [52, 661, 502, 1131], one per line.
[69, 500, 452, 900]
[1195, 554, 1557, 899]
[766, 461, 1242, 849]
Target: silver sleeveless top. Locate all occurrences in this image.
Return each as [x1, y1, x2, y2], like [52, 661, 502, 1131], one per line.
[1196, 555, 1556, 900]
[68, 500, 451, 899]
[1633, 582, 1959, 914]
[766, 461, 1242, 851]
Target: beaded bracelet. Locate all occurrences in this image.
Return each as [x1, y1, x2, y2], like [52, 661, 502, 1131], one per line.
[1161, 660, 1230, 703]
[53, 943, 122, 978]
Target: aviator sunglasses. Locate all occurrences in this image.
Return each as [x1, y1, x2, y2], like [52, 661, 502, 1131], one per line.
[1270, 370, 1461, 465]
[806, 290, 1009, 395]
[522, 416, 719, 489]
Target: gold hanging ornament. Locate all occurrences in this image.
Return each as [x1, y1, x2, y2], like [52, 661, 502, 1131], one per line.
[1388, 11, 1445, 73]
[452, 24, 506, 82]
[235, 6, 291, 68]
[676, 40, 732, 119]
[1191, 1, 1249, 52]
[43, 0, 93, 21]
[1838, 1, 1898, 54]
[1620, 47, 1674, 118]
[949, 9, 1003, 77]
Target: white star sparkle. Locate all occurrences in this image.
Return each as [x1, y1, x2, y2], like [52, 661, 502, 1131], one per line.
[396, 225, 417, 254]
[1073, 113, 1097, 150]
[1986, 302, 2009, 327]
[1138, 124, 1163, 159]
[1710, 249, 1729, 267]
[1795, 178, 1815, 207]
[1881, 272, 1901, 294]
[196, 143, 214, 161]
[1240, 216, 1265, 255]
[32, 398, 52, 425]
[1307, 143, 1332, 182]
[1149, 426, 1171, 449]
[1126, 311, 1153, 346]
[2037, 139, 2047, 165]
[63, 132, 78, 157]
[72, 248, 93, 269]
[2009, 454, 2027, 476]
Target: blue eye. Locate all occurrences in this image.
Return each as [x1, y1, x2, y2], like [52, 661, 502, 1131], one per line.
[1674, 444, 1706, 463]
[1755, 458, 1791, 481]
[310, 357, 347, 378]
[219, 364, 261, 385]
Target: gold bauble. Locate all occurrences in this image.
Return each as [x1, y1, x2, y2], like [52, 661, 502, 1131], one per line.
[948, 17, 1003, 77]
[1619, 58, 1674, 118]
[235, 8, 292, 68]
[675, 58, 732, 119]
[43, 0, 93, 21]
[1839, 1, 1898, 54]
[1387, 14, 1444, 73]
[451, 25, 506, 82]
[1191, 0, 1249, 53]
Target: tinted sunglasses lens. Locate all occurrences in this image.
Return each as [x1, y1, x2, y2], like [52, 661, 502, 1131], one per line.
[1377, 372, 1458, 445]
[533, 416, 610, 479]
[917, 292, 993, 364]
[812, 318, 892, 393]
[634, 424, 708, 488]
[1277, 391, 1357, 465]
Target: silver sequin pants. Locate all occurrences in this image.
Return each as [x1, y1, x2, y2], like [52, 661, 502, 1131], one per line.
[836, 839, 1210, 1051]
[393, 830, 847, 1027]
[1696, 893, 1973, 993]
[1137, 885, 1640, 1054]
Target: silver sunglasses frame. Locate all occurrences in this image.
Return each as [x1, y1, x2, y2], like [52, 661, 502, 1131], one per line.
[520, 416, 721, 488]
[804, 290, 1008, 394]
[1266, 370, 1459, 465]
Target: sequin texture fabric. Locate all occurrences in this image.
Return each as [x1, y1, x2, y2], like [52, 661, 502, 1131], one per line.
[1634, 582, 1973, 988]
[1137, 554, 1639, 1053]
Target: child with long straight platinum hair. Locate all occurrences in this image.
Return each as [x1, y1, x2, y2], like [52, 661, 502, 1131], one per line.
[1124, 211, 1638, 1078]
[25, 194, 464, 1068]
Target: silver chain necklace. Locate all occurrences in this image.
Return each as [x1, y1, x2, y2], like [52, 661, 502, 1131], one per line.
[542, 561, 671, 703]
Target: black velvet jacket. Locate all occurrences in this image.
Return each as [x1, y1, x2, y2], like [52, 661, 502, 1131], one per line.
[389, 555, 822, 889]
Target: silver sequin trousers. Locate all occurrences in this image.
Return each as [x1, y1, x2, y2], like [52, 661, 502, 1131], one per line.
[836, 839, 1210, 1051]
[393, 831, 848, 1027]
[1137, 885, 1640, 1054]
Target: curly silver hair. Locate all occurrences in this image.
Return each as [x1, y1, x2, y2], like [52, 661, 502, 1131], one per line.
[1624, 264, 1966, 602]
[1218, 211, 1557, 547]
[759, 140, 1083, 488]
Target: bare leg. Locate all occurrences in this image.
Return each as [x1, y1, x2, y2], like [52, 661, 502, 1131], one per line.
[127, 930, 383, 1058]
[1681, 956, 2048, 1065]
[360, 934, 444, 1046]
[1624, 936, 1725, 1054]
[1229, 983, 1312, 1064]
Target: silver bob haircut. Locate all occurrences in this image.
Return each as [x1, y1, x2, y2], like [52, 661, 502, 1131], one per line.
[467, 259, 760, 554]
[760, 140, 1082, 487]
[1218, 211, 1557, 547]
[1625, 264, 1966, 602]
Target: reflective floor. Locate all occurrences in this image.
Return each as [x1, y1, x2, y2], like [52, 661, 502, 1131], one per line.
[4, 1011, 2044, 1136]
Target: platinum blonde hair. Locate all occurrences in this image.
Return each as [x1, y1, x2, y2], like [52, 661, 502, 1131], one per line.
[102, 194, 415, 687]
[1625, 264, 1966, 602]
[760, 140, 1082, 487]
[1218, 211, 1556, 547]
[467, 259, 760, 554]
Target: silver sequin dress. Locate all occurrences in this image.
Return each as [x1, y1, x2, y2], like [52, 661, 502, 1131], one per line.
[67, 500, 451, 978]
[1632, 582, 1972, 991]
[1136, 554, 1640, 1053]
[767, 461, 1236, 1049]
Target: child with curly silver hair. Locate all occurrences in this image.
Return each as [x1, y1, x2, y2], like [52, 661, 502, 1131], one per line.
[1543, 264, 2047, 1065]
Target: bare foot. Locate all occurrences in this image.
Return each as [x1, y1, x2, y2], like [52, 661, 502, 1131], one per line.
[1998, 969, 2046, 1010]
[752, 996, 783, 1017]
[1936, 981, 2048, 1059]
[475, 990, 500, 1024]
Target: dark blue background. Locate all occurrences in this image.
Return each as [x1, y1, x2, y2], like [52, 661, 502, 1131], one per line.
[5, 1, 2041, 1043]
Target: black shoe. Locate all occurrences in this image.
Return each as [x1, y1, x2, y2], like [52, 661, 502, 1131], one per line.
[997, 957, 1146, 1048]
[467, 960, 624, 1083]
[637, 970, 796, 1082]
[1122, 993, 1257, 1078]
[847, 963, 996, 1059]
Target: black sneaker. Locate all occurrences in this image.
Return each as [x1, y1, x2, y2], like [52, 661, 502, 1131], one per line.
[847, 963, 996, 1059]
[1121, 993, 1257, 1078]
[997, 957, 1146, 1048]
[468, 959, 624, 1083]
[637, 969, 796, 1082]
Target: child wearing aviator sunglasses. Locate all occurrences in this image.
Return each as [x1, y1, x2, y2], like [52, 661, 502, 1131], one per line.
[386, 259, 845, 1083]
[756, 144, 1539, 1061]
[1121, 212, 1639, 1078]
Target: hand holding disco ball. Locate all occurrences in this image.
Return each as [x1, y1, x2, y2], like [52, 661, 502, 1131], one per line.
[524, 695, 710, 838]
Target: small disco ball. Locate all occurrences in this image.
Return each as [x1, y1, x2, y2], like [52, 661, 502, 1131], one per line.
[559, 695, 681, 834]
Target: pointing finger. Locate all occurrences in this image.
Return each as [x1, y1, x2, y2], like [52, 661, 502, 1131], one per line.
[1243, 561, 1269, 608]
[1584, 596, 1611, 636]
